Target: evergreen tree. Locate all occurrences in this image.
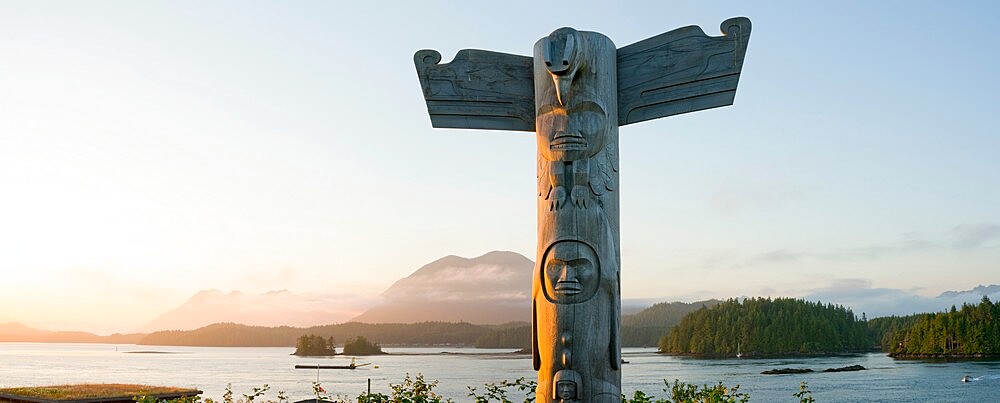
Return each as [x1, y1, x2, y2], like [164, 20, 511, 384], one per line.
[659, 298, 872, 356]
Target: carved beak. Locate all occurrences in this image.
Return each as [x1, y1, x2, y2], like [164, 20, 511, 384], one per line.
[552, 75, 572, 106]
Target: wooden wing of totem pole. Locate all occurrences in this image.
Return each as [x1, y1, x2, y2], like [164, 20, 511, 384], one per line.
[414, 17, 750, 403]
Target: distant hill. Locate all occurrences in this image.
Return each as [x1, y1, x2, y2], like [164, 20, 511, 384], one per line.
[0, 322, 144, 344]
[138, 289, 363, 332]
[621, 300, 722, 347]
[472, 300, 721, 349]
[137, 299, 706, 348]
[350, 251, 534, 324]
[138, 321, 493, 347]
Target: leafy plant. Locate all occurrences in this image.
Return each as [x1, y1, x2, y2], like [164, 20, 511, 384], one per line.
[793, 382, 815, 403]
[467, 377, 536, 402]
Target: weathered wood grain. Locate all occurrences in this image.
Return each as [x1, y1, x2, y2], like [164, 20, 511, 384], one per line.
[413, 49, 535, 131]
[617, 17, 751, 126]
[532, 28, 621, 402]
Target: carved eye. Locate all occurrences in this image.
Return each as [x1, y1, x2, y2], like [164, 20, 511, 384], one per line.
[569, 258, 594, 276]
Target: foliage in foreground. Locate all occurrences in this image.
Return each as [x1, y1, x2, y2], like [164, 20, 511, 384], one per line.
[131, 376, 817, 403]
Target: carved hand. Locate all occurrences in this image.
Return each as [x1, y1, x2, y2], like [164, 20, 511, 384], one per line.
[550, 186, 567, 210]
[571, 185, 590, 209]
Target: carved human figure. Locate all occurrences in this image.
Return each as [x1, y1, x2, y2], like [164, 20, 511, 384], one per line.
[533, 225, 620, 402]
[542, 240, 599, 304]
[553, 369, 582, 401]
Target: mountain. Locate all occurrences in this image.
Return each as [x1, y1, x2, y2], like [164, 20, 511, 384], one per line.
[350, 251, 534, 324]
[938, 284, 1000, 298]
[800, 282, 1000, 318]
[137, 289, 363, 332]
[0, 322, 143, 343]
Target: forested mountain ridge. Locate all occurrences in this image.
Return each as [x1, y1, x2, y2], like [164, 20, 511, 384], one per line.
[0, 322, 144, 344]
[139, 322, 490, 347]
[659, 298, 871, 356]
[139, 300, 712, 348]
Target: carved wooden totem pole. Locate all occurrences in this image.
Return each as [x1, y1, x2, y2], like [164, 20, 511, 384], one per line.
[415, 18, 751, 402]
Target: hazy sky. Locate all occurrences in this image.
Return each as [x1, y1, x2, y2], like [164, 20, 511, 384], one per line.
[2, 1, 998, 333]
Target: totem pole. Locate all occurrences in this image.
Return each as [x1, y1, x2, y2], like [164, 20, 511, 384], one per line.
[414, 18, 751, 402]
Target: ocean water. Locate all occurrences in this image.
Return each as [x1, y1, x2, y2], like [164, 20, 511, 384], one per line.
[1, 343, 998, 402]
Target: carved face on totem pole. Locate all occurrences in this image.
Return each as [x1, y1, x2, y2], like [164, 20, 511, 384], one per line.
[536, 28, 611, 164]
[541, 240, 599, 304]
[553, 369, 582, 401]
[534, 27, 617, 212]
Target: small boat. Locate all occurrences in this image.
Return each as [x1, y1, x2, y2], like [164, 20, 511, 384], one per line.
[962, 375, 971, 383]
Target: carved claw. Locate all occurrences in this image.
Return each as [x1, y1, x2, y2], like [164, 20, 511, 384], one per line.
[571, 185, 589, 209]
[550, 186, 567, 210]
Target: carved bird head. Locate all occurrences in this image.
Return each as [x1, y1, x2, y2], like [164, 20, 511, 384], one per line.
[543, 27, 583, 105]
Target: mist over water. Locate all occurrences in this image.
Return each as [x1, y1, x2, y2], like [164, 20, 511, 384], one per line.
[2, 343, 999, 402]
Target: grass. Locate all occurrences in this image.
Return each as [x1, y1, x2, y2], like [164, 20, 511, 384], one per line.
[0, 384, 199, 401]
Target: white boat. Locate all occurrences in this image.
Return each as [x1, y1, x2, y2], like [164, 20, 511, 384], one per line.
[962, 375, 971, 383]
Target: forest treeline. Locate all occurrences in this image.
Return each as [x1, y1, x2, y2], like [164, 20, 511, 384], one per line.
[137, 297, 1000, 357]
[659, 297, 871, 356]
[139, 322, 488, 347]
[884, 296, 1000, 357]
[138, 301, 719, 348]
[472, 300, 721, 349]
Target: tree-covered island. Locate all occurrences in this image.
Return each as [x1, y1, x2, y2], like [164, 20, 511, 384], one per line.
[293, 334, 336, 356]
[659, 297, 871, 356]
[885, 296, 1000, 358]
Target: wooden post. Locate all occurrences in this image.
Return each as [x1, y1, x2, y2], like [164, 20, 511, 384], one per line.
[413, 17, 752, 403]
[531, 28, 621, 402]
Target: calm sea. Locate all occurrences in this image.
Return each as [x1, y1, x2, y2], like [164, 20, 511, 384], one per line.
[1, 343, 998, 402]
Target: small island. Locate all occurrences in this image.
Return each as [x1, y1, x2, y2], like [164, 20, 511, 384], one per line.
[341, 335, 384, 355]
[293, 334, 384, 356]
[293, 334, 336, 356]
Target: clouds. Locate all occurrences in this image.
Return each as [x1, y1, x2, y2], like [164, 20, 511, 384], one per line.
[801, 280, 1000, 318]
[951, 223, 1000, 249]
[737, 222, 999, 269]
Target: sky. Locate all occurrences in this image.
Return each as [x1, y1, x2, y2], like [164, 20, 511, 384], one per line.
[1, 1, 998, 334]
